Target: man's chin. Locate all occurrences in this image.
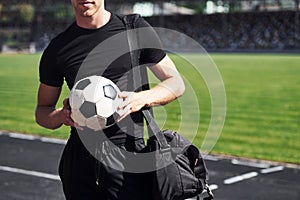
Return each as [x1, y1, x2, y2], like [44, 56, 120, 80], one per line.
[80, 11, 96, 17]
[75, 7, 96, 17]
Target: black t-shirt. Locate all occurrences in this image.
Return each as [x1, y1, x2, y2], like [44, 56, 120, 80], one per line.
[39, 13, 166, 140]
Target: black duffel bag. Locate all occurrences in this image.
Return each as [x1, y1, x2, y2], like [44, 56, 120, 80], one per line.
[142, 110, 214, 200]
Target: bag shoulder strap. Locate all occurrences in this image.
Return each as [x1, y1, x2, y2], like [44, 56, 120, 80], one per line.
[122, 14, 142, 92]
[122, 14, 141, 28]
[122, 14, 170, 149]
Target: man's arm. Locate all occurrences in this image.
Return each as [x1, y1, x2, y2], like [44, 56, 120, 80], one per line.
[35, 83, 74, 130]
[117, 55, 185, 121]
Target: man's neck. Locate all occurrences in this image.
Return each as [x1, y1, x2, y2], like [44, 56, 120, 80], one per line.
[76, 10, 111, 29]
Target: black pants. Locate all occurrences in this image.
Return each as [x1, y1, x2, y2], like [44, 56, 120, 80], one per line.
[58, 133, 152, 200]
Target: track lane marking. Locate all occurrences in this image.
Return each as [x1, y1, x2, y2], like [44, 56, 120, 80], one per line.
[204, 155, 220, 161]
[0, 165, 60, 181]
[0, 131, 67, 145]
[8, 132, 36, 140]
[40, 137, 67, 144]
[231, 159, 270, 168]
[260, 166, 284, 174]
[209, 184, 218, 190]
[224, 172, 258, 184]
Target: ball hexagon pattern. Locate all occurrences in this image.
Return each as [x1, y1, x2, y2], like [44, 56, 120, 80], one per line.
[69, 76, 123, 131]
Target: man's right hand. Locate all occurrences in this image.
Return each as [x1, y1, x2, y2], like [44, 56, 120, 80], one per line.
[61, 98, 83, 130]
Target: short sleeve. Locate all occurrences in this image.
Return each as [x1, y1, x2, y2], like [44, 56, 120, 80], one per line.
[39, 41, 64, 87]
[135, 17, 166, 65]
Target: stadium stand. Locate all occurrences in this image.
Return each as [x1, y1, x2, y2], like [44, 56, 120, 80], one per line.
[146, 11, 300, 51]
[0, 0, 299, 52]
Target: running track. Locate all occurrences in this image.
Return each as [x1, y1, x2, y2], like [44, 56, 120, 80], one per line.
[0, 131, 299, 200]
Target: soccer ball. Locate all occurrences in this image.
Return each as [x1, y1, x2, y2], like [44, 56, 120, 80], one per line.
[69, 75, 122, 131]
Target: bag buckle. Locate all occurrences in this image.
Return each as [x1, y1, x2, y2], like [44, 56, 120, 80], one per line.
[203, 183, 214, 200]
[158, 145, 172, 163]
[159, 144, 171, 154]
[197, 180, 214, 200]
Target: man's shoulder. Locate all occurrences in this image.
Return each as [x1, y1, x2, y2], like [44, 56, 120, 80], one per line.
[43, 23, 77, 53]
[51, 23, 76, 44]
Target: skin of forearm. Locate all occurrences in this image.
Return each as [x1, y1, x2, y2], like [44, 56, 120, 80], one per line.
[141, 77, 185, 107]
[35, 106, 63, 130]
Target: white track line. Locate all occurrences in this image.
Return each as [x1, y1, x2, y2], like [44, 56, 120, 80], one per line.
[0, 165, 60, 181]
[0, 131, 67, 145]
[224, 172, 258, 185]
[209, 184, 218, 190]
[40, 137, 67, 145]
[8, 132, 36, 140]
[260, 166, 284, 174]
[231, 159, 270, 168]
[204, 155, 220, 161]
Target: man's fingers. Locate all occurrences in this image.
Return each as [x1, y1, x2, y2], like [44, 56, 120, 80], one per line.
[117, 110, 130, 122]
[116, 103, 132, 122]
[63, 98, 69, 106]
[118, 98, 130, 110]
[63, 108, 71, 115]
[118, 91, 132, 99]
[118, 91, 133, 110]
[63, 113, 83, 130]
[74, 122, 84, 131]
[116, 91, 144, 122]
[63, 98, 71, 110]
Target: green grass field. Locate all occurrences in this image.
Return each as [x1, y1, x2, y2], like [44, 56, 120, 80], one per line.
[0, 53, 299, 164]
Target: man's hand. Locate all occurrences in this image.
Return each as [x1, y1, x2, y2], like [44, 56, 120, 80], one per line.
[60, 98, 83, 130]
[115, 55, 185, 123]
[60, 98, 74, 126]
[35, 86, 83, 130]
[117, 91, 149, 122]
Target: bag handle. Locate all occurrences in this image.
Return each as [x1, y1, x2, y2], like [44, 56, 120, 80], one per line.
[122, 14, 170, 150]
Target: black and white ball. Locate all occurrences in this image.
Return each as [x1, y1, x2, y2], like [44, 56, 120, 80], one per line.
[69, 75, 122, 131]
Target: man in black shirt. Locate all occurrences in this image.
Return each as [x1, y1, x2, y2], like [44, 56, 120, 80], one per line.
[35, 0, 185, 199]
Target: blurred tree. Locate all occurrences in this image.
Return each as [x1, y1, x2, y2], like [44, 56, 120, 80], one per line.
[18, 4, 34, 23]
